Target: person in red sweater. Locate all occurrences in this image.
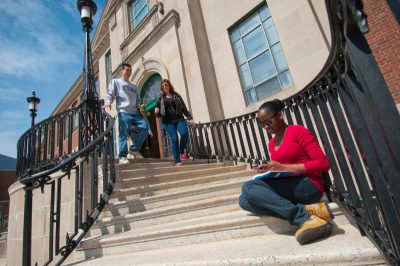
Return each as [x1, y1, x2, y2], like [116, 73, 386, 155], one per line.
[239, 99, 334, 245]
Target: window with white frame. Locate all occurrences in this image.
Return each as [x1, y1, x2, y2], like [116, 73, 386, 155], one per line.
[230, 5, 293, 105]
[129, 0, 149, 31]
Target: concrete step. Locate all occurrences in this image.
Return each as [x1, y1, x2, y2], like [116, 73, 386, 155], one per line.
[115, 162, 234, 185]
[101, 176, 247, 218]
[91, 193, 241, 237]
[116, 162, 232, 178]
[69, 221, 384, 265]
[109, 167, 249, 202]
[115, 158, 217, 170]
[76, 205, 352, 259]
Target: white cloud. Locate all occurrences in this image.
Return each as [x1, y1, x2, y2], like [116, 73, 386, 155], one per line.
[0, 111, 26, 121]
[0, 131, 20, 158]
[0, 0, 81, 81]
[0, 88, 24, 101]
[60, 0, 76, 16]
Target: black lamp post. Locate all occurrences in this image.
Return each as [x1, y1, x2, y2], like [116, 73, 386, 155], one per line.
[77, 0, 98, 102]
[27, 91, 40, 131]
[77, 0, 99, 150]
[22, 91, 40, 266]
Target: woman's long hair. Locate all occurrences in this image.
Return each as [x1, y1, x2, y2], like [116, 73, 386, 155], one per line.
[160, 79, 176, 97]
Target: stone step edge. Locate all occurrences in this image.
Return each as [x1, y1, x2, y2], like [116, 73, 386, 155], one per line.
[108, 174, 250, 207]
[71, 223, 383, 266]
[116, 164, 247, 182]
[96, 193, 240, 227]
[83, 204, 342, 250]
[113, 169, 252, 196]
[116, 162, 228, 174]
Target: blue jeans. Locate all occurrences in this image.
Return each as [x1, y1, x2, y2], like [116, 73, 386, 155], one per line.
[239, 176, 322, 226]
[118, 112, 149, 158]
[163, 120, 188, 163]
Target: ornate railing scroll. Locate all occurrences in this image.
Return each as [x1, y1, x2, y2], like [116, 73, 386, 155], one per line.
[187, 0, 400, 264]
[16, 105, 116, 266]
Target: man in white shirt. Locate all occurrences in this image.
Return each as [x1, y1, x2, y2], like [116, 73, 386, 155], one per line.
[104, 63, 149, 164]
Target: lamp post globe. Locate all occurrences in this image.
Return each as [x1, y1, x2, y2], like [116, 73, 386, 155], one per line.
[27, 91, 40, 127]
[77, 0, 97, 26]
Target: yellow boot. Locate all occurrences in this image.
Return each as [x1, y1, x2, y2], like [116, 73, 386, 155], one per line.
[305, 202, 334, 222]
[295, 215, 333, 245]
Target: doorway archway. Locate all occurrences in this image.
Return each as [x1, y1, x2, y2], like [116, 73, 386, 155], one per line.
[139, 74, 173, 159]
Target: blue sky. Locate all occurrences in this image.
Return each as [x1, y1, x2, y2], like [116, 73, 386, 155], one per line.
[0, 0, 106, 158]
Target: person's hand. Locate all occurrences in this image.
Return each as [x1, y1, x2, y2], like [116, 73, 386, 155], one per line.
[149, 132, 154, 138]
[265, 160, 286, 171]
[253, 163, 269, 173]
[188, 119, 196, 127]
[104, 102, 111, 110]
[154, 107, 160, 114]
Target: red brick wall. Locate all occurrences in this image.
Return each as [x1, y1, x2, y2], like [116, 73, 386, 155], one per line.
[363, 0, 400, 104]
[0, 170, 15, 215]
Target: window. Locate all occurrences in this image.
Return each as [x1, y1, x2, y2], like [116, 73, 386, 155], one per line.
[230, 5, 293, 105]
[72, 101, 79, 132]
[105, 51, 112, 87]
[64, 115, 70, 141]
[129, 0, 149, 31]
[141, 73, 162, 107]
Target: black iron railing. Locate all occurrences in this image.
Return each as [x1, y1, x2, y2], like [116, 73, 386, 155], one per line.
[0, 200, 8, 233]
[16, 104, 115, 266]
[188, 0, 400, 265]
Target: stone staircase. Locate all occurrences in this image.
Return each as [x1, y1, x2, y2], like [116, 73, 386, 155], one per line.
[69, 159, 384, 265]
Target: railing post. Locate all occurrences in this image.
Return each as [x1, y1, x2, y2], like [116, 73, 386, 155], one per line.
[22, 185, 33, 266]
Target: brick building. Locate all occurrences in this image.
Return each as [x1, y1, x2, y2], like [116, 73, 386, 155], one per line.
[0, 154, 16, 232]
[363, 0, 400, 108]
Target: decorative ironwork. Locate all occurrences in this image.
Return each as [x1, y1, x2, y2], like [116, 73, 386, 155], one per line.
[17, 105, 115, 266]
[188, 0, 399, 264]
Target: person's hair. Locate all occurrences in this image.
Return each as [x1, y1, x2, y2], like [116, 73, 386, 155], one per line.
[121, 63, 132, 70]
[160, 79, 176, 96]
[258, 99, 285, 114]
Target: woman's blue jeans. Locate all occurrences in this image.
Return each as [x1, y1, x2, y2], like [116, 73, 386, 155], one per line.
[163, 120, 188, 163]
[239, 176, 322, 226]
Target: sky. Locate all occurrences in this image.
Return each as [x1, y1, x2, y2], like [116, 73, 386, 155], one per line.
[0, 0, 106, 158]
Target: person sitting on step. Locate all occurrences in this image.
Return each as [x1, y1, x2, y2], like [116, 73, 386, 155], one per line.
[239, 99, 334, 245]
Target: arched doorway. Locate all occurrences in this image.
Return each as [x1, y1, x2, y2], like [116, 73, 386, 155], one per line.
[139, 74, 173, 159]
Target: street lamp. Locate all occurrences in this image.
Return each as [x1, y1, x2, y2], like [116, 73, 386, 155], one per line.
[22, 91, 40, 266]
[77, 0, 98, 102]
[27, 91, 40, 129]
[77, 0, 97, 27]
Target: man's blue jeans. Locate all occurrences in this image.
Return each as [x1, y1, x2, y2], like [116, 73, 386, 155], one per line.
[118, 112, 149, 158]
[163, 120, 188, 163]
[239, 176, 322, 226]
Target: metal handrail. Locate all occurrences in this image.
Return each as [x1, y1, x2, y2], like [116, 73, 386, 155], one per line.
[187, 0, 400, 265]
[17, 104, 116, 266]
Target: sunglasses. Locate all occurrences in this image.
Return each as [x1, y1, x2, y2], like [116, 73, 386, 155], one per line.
[257, 112, 279, 127]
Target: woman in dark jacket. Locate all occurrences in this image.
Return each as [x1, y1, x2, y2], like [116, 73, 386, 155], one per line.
[155, 79, 195, 166]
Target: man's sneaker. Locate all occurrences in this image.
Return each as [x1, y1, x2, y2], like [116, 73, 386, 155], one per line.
[295, 215, 333, 245]
[119, 157, 129, 165]
[175, 163, 182, 167]
[128, 150, 144, 159]
[305, 202, 334, 222]
[180, 154, 188, 160]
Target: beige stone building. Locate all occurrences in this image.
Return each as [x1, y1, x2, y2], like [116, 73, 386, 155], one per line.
[54, 0, 331, 158]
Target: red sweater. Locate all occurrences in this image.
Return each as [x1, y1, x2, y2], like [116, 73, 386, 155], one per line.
[268, 125, 330, 192]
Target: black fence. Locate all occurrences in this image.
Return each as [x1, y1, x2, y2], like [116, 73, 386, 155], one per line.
[16, 104, 116, 266]
[188, 0, 400, 264]
[0, 200, 8, 233]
